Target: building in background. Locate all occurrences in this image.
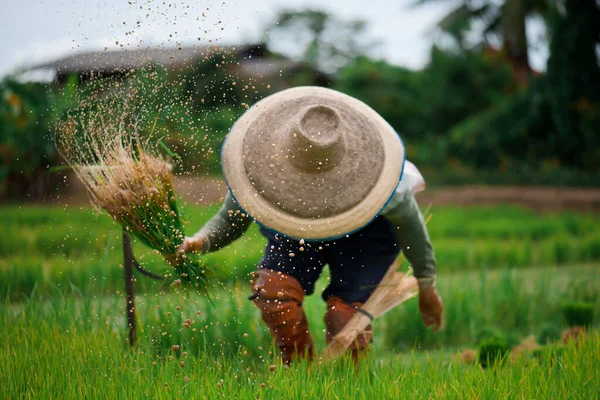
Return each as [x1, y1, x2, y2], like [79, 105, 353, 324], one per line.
[29, 43, 331, 89]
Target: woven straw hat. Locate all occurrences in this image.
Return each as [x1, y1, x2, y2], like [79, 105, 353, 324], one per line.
[222, 86, 405, 240]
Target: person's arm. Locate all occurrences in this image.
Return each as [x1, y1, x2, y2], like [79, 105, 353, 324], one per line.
[184, 191, 253, 254]
[381, 181, 436, 287]
[381, 181, 442, 331]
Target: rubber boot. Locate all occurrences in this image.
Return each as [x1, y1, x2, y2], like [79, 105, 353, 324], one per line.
[324, 296, 372, 364]
[251, 269, 315, 363]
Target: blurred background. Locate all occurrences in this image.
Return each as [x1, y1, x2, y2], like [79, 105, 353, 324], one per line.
[1, 0, 599, 381]
[2, 0, 599, 203]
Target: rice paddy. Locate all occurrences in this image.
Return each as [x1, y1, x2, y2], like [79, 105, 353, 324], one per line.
[1, 204, 599, 398]
[2, 309, 598, 399]
[2, 203, 599, 300]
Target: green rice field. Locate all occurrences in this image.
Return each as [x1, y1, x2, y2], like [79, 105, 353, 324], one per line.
[1, 204, 599, 398]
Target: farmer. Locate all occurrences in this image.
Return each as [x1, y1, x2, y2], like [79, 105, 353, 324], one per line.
[177, 87, 443, 363]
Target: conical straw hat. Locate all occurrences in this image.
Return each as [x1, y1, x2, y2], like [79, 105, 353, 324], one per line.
[222, 86, 405, 240]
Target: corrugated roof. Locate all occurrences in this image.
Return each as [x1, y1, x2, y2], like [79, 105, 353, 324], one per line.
[34, 44, 265, 74]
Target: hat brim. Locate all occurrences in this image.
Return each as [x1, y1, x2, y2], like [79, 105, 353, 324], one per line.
[222, 86, 405, 240]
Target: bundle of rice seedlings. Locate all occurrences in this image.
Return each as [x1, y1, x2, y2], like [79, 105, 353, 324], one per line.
[321, 257, 418, 360]
[56, 113, 208, 292]
[321, 213, 432, 360]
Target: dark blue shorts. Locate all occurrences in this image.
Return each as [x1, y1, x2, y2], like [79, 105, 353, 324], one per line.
[258, 216, 400, 303]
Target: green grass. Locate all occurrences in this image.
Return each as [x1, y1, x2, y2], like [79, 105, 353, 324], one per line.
[1, 204, 599, 301]
[2, 292, 599, 399]
[0, 204, 265, 300]
[1, 204, 600, 398]
[2, 263, 598, 357]
[383, 265, 599, 350]
[1, 205, 599, 351]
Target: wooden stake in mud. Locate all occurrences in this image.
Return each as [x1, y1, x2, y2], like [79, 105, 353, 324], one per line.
[122, 229, 138, 347]
[121, 229, 165, 347]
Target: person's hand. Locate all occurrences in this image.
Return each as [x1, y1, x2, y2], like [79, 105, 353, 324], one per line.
[418, 286, 443, 332]
[178, 236, 204, 257]
[166, 236, 204, 266]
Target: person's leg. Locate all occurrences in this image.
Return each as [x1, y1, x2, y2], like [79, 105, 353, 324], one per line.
[251, 228, 325, 363]
[322, 216, 400, 360]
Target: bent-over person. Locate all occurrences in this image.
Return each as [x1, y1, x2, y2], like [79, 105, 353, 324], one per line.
[177, 87, 443, 363]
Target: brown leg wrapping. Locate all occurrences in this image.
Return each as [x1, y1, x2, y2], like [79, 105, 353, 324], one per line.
[251, 269, 314, 363]
[325, 296, 372, 363]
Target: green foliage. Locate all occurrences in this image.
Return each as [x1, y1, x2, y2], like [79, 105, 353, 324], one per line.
[445, 73, 575, 172]
[538, 323, 562, 344]
[335, 48, 512, 143]
[564, 279, 599, 304]
[445, 1, 600, 178]
[0, 79, 59, 199]
[414, 0, 549, 68]
[334, 57, 424, 140]
[354, 2, 600, 184]
[476, 327, 518, 347]
[561, 301, 594, 328]
[478, 336, 510, 367]
[421, 47, 513, 136]
[532, 343, 566, 365]
[544, 0, 600, 169]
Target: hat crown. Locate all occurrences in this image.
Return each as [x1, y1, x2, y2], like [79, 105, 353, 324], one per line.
[288, 105, 345, 172]
[229, 86, 404, 231]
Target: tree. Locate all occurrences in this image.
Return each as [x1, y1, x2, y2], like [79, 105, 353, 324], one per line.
[334, 57, 426, 139]
[415, 0, 549, 84]
[544, 0, 600, 167]
[501, 0, 529, 75]
[446, 0, 600, 173]
[334, 48, 512, 141]
[0, 79, 64, 199]
[264, 9, 379, 73]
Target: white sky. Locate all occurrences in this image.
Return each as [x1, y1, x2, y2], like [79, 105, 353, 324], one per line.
[0, 0, 548, 78]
